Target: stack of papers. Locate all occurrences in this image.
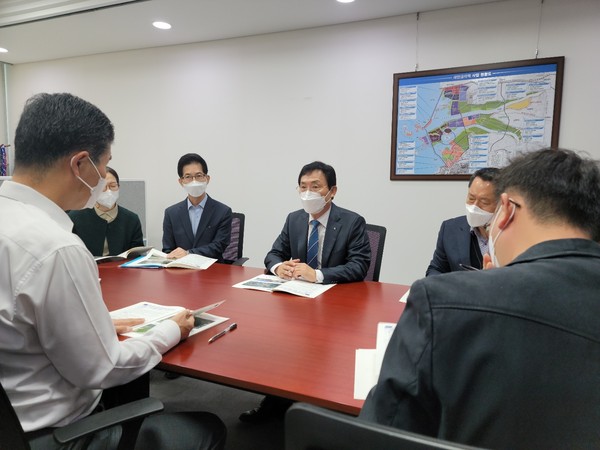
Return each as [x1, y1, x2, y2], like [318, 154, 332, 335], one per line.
[354, 322, 396, 400]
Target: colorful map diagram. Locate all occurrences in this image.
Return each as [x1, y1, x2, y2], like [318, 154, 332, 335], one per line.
[394, 63, 559, 175]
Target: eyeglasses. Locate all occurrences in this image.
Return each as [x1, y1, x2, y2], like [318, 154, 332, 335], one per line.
[181, 173, 207, 183]
[297, 184, 327, 193]
[105, 183, 119, 191]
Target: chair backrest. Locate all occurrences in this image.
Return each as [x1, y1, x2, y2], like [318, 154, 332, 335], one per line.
[285, 403, 482, 450]
[0, 381, 30, 450]
[364, 223, 386, 282]
[222, 212, 246, 264]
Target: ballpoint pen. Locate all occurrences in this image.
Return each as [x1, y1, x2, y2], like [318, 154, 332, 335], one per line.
[208, 323, 237, 344]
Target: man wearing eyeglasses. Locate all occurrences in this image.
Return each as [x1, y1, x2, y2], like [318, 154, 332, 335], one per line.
[162, 153, 232, 261]
[360, 148, 600, 448]
[69, 166, 144, 256]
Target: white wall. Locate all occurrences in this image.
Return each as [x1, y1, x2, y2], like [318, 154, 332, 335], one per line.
[6, 0, 600, 285]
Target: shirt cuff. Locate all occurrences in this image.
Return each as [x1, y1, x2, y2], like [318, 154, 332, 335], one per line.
[270, 262, 282, 276]
[315, 269, 324, 284]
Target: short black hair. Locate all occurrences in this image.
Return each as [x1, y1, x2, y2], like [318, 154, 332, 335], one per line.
[106, 166, 119, 185]
[177, 153, 208, 178]
[14, 93, 114, 170]
[468, 167, 500, 187]
[298, 161, 336, 189]
[495, 148, 600, 241]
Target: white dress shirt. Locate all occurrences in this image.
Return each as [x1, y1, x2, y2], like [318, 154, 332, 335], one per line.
[0, 181, 180, 432]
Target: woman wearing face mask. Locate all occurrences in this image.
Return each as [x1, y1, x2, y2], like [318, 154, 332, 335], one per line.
[68, 166, 144, 257]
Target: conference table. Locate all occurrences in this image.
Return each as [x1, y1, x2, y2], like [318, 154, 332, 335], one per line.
[99, 262, 408, 415]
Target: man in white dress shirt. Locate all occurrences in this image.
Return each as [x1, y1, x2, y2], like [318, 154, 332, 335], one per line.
[0, 93, 225, 449]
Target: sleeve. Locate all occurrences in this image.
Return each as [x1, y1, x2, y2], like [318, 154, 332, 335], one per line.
[264, 215, 293, 271]
[162, 208, 176, 253]
[426, 221, 450, 276]
[30, 245, 180, 390]
[358, 279, 441, 436]
[320, 214, 371, 284]
[188, 206, 232, 260]
[128, 213, 145, 249]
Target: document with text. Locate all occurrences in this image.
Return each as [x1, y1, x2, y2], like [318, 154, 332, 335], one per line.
[110, 300, 228, 338]
[354, 322, 396, 400]
[232, 274, 335, 299]
[120, 248, 217, 270]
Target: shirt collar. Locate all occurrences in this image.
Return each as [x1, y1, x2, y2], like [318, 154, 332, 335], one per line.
[309, 207, 331, 228]
[94, 203, 118, 221]
[187, 195, 208, 210]
[0, 181, 74, 232]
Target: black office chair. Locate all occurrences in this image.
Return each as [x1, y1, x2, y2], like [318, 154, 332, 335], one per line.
[222, 212, 249, 265]
[0, 380, 163, 450]
[364, 224, 386, 282]
[285, 403, 483, 450]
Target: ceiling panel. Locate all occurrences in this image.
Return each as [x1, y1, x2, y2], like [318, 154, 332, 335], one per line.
[0, 0, 503, 64]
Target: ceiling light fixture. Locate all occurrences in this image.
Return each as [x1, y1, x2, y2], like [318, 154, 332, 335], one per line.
[0, 48, 7, 53]
[152, 21, 171, 30]
[337, 0, 355, 3]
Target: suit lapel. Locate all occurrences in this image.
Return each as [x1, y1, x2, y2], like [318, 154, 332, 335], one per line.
[193, 195, 212, 245]
[295, 211, 309, 261]
[177, 199, 195, 244]
[321, 204, 340, 267]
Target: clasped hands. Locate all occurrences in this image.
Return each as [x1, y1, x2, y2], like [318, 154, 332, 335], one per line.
[276, 259, 317, 283]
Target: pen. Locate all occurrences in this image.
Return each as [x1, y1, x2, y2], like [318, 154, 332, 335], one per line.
[208, 323, 237, 344]
[459, 263, 480, 271]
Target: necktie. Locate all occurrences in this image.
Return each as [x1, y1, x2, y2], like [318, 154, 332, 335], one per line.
[307, 219, 319, 269]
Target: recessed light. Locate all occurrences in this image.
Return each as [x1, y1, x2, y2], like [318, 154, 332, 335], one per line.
[337, 0, 355, 3]
[0, 48, 7, 53]
[152, 21, 172, 30]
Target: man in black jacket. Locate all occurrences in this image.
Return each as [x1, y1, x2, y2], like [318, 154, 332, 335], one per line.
[361, 148, 600, 449]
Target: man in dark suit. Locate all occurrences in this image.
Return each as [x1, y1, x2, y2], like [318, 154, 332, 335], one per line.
[426, 167, 500, 276]
[264, 161, 370, 284]
[162, 153, 232, 261]
[240, 161, 371, 422]
[360, 148, 600, 449]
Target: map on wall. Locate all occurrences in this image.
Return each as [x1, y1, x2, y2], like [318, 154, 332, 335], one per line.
[390, 57, 564, 180]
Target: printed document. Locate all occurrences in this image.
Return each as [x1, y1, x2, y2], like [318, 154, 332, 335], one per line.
[232, 274, 335, 299]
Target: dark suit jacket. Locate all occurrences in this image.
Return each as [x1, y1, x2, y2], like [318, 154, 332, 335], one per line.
[360, 239, 600, 449]
[264, 203, 371, 284]
[68, 206, 144, 256]
[426, 215, 483, 276]
[162, 195, 232, 260]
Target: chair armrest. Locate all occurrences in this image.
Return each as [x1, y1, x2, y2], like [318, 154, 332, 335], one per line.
[53, 397, 164, 444]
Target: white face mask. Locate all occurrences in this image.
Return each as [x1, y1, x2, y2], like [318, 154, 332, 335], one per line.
[183, 181, 207, 198]
[465, 203, 494, 228]
[96, 189, 119, 209]
[300, 189, 330, 215]
[73, 156, 107, 209]
[487, 202, 516, 267]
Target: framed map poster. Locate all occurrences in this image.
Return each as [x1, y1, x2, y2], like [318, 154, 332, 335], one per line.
[390, 56, 564, 180]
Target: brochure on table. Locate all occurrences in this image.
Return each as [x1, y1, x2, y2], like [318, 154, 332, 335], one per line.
[110, 300, 228, 338]
[232, 274, 335, 299]
[120, 248, 217, 270]
[95, 245, 154, 263]
[354, 322, 397, 400]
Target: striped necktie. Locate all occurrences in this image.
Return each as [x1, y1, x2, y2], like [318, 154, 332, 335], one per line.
[307, 219, 319, 269]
